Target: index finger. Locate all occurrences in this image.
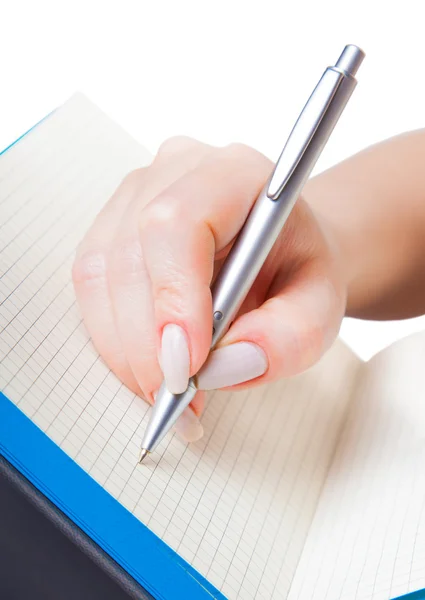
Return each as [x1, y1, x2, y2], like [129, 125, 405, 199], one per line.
[138, 144, 272, 391]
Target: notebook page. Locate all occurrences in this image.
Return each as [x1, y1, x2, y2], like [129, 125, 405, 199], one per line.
[288, 330, 425, 600]
[0, 94, 361, 600]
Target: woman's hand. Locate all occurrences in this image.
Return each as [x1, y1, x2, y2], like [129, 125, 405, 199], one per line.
[72, 137, 347, 441]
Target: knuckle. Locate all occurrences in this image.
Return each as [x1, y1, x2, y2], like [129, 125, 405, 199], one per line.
[120, 167, 145, 188]
[299, 320, 325, 354]
[152, 261, 189, 314]
[72, 250, 107, 286]
[261, 301, 326, 376]
[224, 141, 251, 155]
[293, 318, 325, 368]
[220, 143, 272, 182]
[109, 238, 144, 277]
[223, 142, 263, 162]
[139, 196, 184, 232]
[156, 136, 199, 159]
[99, 168, 147, 217]
[154, 281, 187, 316]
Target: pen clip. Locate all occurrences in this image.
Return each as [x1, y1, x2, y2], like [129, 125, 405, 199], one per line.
[267, 67, 345, 200]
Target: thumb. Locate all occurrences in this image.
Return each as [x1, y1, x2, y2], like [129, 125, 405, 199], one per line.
[196, 265, 345, 391]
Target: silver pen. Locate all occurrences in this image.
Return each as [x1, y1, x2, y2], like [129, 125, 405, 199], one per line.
[139, 44, 365, 464]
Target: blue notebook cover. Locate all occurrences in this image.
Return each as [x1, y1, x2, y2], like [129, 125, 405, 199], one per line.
[0, 391, 224, 600]
[0, 106, 422, 600]
[394, 593, 425, 600]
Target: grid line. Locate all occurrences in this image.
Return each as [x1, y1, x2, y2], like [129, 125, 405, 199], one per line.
[0, 93, 363, 600]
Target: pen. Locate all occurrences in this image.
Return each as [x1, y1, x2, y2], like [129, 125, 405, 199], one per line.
[139, 44, 365, 463]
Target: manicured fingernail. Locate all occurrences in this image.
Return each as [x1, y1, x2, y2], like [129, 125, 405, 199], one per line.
[174, 407, 204, 443]
[160, 324, 190, 394]
[197, 342, 268, 390]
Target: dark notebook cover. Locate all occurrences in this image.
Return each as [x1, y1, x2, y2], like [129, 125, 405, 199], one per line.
[0, 392, 224, 600]
[0, 453, 153, 600]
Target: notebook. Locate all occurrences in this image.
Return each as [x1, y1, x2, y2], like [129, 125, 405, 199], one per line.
[1, 93, 425, 600]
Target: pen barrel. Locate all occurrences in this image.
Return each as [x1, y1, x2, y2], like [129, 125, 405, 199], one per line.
[142, 380, 198, 451]
[140, 46, 364, 456]
[211, 69, 358, 347]
[210, 183, 297, 346]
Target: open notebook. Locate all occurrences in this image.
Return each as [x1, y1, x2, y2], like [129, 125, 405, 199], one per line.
[1, 93, 424, 600]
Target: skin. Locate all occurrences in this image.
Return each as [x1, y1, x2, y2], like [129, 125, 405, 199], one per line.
[72, 130, 425, 415]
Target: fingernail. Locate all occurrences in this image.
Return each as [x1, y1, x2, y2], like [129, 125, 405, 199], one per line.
[174, 407, 204, 443]
[197, 342, 268, 390]
[160, 324, 190, 394]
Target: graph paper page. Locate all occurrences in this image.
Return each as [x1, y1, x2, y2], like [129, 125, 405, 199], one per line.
[288, 330, 425, 600]
[0, 94, 361, 600]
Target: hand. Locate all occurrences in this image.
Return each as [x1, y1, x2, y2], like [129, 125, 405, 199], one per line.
[72, 137, 347, 442]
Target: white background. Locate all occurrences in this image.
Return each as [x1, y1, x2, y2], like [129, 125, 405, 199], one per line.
[2, 0, 425, 360]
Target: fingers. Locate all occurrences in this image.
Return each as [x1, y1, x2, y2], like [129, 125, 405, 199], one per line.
[197, 203, 346, 391]
[138, 143, 272, 392]
[105, 138, 214, 399]
[197, 264, 344, 390]
[173, 391, 205, 442]
[73, 138, 214, 442]
[106, 189, 159, 402]
[73, 135, 343, 446]
[72, 171, 144, 396]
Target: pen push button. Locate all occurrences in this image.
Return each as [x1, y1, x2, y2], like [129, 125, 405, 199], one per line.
[212, 311, 223, 336]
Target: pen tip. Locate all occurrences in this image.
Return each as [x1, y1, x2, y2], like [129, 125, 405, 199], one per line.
[138, 448, 149, 464]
